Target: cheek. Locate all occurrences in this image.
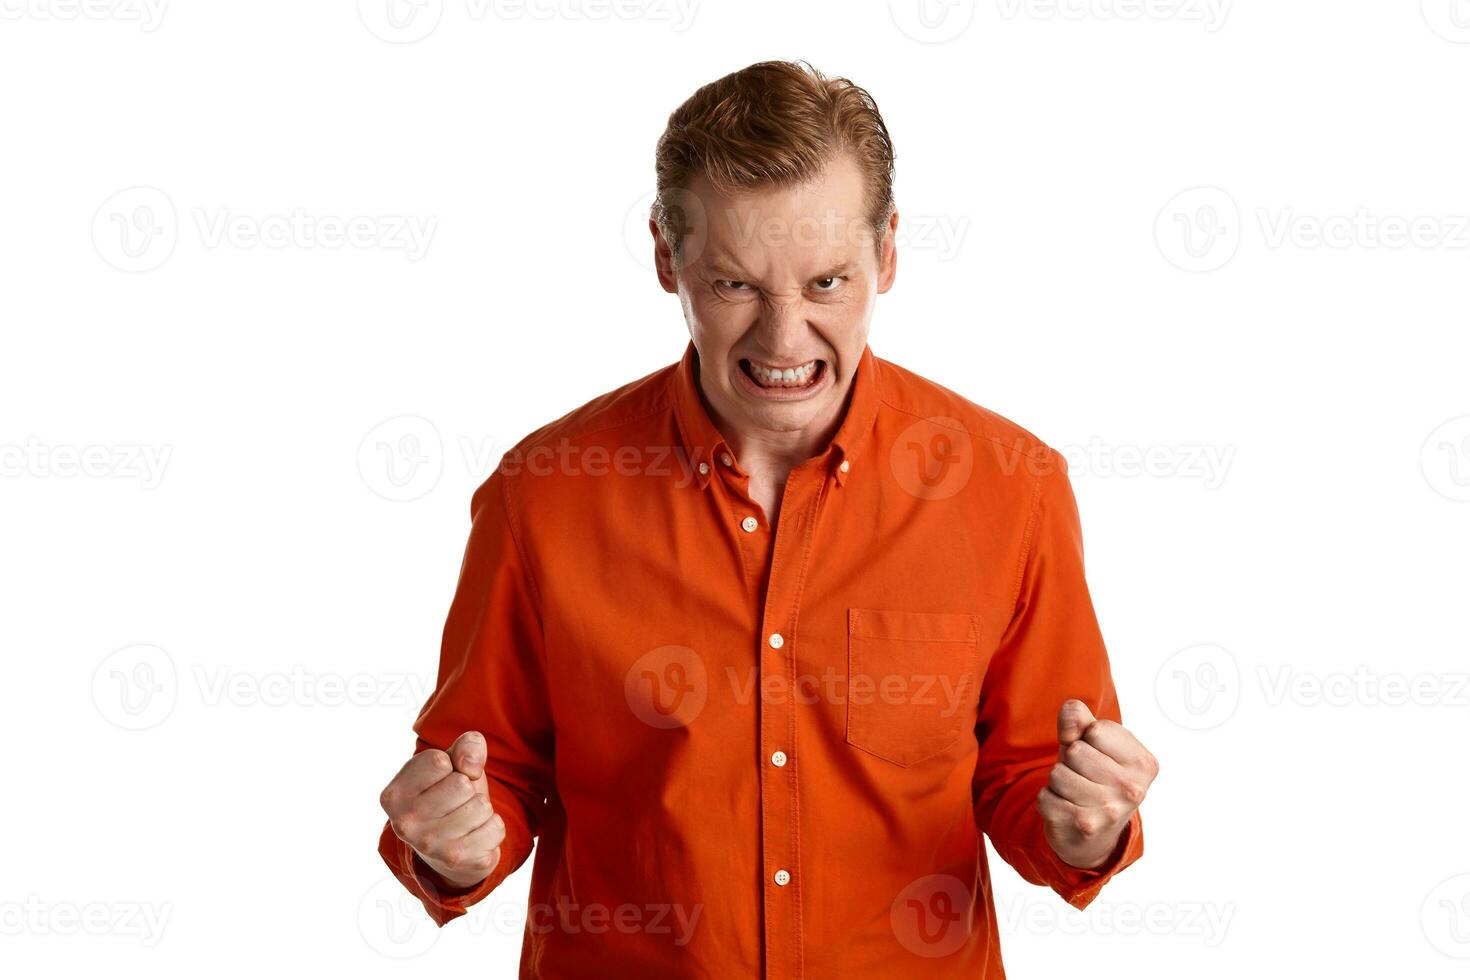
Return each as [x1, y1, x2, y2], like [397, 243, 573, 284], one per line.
[684, 296, 750, 354]
[810, 294, 871, 345]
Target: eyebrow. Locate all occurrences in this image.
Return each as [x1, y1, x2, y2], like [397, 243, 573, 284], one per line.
[704, 253, 755, 281]
[706, 260, 854, 283]
[707, 262, 753, 282]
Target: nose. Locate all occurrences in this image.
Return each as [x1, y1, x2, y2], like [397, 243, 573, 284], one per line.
[753, 297, 811, 360]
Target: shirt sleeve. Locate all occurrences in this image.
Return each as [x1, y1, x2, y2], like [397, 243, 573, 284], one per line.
[971, 450, 1144, 910]
[377, 465, 556, 927]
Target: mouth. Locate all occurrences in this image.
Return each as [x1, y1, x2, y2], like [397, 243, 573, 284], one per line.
[737, 356, 828, 395]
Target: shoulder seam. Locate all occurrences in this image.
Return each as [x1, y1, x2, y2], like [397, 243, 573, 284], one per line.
[497, 468, 545, 616]
[515, 394, 674, 455]
[877, 392, 1054, 464]
[1007, 459, 1049, 617]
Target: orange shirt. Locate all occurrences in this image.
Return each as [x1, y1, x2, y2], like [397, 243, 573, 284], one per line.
[378, 340, 1144, 977]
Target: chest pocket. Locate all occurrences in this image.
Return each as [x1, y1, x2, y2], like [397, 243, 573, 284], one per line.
[846, 607, 982, 767]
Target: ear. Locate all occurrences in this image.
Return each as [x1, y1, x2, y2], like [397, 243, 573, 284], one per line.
[651, 216, 679, 294]
[876, 208, 899, 294]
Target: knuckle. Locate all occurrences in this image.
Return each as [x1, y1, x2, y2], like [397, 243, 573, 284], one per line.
[1120, 779, 1146, 806]
[1073, 812, 1100, 837]
[440, 842, 467, 869]
[1049, 762, 1069, 785]
[420, 836, 452, 863]
[1064, 742, 1088, 766]
[393, 814, 421, 844]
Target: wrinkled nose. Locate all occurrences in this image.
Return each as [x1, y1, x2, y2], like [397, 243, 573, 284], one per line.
[754, 299, 813, 361]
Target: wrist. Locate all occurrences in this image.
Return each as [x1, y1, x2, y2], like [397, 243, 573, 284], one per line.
[413, 851, 489, 894]
[1055, 824, 1127, 870]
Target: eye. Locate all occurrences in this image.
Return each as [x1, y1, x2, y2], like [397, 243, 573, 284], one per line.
[716, 279, 752, 291]
[811, 276, 845, 292]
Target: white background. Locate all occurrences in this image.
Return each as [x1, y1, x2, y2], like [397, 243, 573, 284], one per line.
[3, 1, 1468, 976]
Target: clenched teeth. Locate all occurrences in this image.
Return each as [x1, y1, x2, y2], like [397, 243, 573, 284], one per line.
[745, 359, 819, 388]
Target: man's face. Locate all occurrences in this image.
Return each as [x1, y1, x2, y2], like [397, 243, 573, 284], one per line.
[653, 152, 898, 448]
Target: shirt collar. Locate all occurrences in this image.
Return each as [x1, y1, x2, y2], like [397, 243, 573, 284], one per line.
[670, 340, 882, 490]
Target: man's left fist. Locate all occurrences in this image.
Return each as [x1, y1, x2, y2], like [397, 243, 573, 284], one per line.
[1037, 698, 1159, 870]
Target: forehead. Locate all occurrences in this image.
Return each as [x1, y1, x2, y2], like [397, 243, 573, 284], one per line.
[681, 153, 875, 275]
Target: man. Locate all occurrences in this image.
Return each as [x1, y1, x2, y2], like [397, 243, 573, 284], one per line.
[377, 60, 1156, 977]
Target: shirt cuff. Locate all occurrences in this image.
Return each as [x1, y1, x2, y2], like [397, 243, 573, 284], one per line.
[1042, 809, 1144, 910]
[377, 821, 502, 927]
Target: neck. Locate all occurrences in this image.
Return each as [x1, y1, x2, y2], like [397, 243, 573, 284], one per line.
[697, 375, 853, 475]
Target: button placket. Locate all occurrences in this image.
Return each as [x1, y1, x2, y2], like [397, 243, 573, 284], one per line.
[756, 466, 829, 978]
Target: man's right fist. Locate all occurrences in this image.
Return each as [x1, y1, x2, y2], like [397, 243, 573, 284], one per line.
[380, 730, 506, 890]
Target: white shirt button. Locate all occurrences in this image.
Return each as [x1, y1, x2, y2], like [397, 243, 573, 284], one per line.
[698, 461, 710, 476]
[771, 750, 787, 767]
[774, 869, 791, 886]
[839, 459, 850, 474]
[741, 516, 758, 533]
[721, 452, 734, 467]
[768, 633, 784, 649]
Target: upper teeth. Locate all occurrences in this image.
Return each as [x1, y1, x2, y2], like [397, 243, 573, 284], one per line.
[748, 359, 817, 386]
